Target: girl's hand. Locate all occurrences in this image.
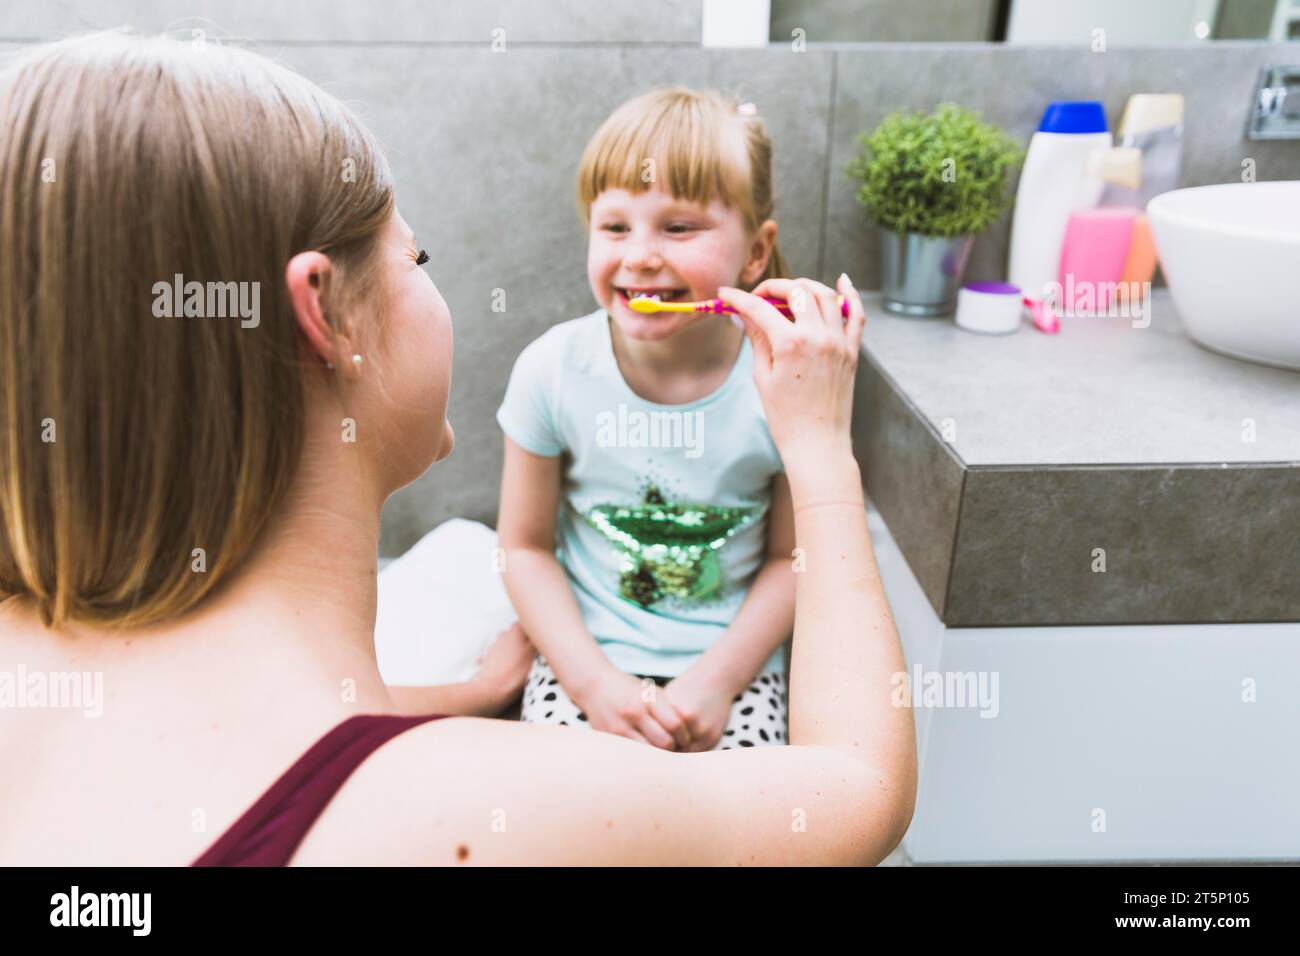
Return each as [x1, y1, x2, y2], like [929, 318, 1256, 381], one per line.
[472, 622, 537, 711]
[572, 667, 693, 751]
[663, 668, 736, 753]
[716, 274, 865, 464]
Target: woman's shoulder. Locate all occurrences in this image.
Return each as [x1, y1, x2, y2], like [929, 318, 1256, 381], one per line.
[287, 713, 690, 865]
[286, 715, 493, 864]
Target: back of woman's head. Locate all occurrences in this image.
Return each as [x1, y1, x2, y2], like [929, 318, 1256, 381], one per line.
[576, 86, 790, 285]
[0, 31, 394, 628]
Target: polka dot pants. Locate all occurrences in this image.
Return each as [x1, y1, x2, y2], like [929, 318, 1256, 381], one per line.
[519, 655, 788, 750]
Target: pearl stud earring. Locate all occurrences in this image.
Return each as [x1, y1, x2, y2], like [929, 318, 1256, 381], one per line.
[352, 354, 363, 369]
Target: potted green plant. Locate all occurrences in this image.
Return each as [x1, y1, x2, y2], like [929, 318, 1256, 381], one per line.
[846, 103, 1024, 316]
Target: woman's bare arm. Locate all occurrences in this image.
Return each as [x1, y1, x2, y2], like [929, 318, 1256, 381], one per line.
[724, 275, 914, 787]
[386, 622, 536, 717]
[304, 714, 903, 866]
[385, 682, 505, 717]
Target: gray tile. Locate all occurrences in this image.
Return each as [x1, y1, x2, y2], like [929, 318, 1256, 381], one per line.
[0, 0, 702, 44]
[946, 463, 1300, 626]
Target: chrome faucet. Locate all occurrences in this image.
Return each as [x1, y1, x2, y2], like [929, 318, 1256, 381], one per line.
[1246, 64, 1300, 139]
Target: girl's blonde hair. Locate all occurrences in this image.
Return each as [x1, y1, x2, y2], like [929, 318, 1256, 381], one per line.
[576, 87, 790, 285]
[0, 31, 395, 628]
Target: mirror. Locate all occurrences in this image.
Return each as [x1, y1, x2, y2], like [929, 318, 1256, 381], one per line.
[766, 0, 1300, 43]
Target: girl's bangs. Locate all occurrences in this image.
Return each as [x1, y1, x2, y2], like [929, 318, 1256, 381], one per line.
[578, 97, 752, 220]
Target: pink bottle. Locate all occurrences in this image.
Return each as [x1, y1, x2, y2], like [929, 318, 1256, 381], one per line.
[1057, 207, 1139, 314]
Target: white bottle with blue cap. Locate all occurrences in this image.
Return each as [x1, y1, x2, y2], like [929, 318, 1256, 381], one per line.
[1008, 101, 1112, 305]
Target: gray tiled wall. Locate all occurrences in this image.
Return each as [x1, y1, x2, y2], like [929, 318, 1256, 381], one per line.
[3, 3, 1296, 554]
[0, 0, 703, 43]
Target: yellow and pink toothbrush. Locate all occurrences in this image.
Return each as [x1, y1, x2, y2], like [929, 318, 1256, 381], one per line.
[627, 293, 849, 320]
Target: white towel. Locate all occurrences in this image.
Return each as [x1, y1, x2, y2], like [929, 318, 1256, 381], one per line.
[375, 518, 517, 686]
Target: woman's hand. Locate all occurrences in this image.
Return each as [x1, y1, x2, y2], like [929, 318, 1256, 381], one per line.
[388, 622, 536, 718]
[716, 274, 865, 464]
[572, 667, 693, 751]
[472, 622, 537, 711]
[663, 667, 737, 752]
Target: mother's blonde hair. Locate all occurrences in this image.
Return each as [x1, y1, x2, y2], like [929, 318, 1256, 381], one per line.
[0, 31, 395, 628]
[577, 86, 790, 285]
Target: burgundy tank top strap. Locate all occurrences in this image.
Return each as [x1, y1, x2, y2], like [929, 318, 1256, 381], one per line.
[192, 713, 449, 867]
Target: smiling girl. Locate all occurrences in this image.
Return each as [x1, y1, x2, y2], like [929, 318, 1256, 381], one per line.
[496, 87, 820, 753]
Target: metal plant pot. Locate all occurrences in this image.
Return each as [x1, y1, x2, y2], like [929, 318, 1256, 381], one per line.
[879, 228, 975, 316]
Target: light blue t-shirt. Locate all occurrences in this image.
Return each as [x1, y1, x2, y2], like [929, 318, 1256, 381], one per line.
[496, 309, 786, 678]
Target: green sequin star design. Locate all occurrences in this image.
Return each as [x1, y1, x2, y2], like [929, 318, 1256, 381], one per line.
[584, 485, 756, 609]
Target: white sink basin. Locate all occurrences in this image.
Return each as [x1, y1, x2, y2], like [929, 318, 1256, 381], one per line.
[1147, 181, 1300, 371]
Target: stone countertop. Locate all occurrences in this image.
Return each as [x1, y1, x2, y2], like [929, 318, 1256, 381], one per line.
[851, 291, 1300, 628]
[861, 290, 1300, 467]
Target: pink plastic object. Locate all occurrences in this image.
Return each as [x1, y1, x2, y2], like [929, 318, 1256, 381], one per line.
[1057, 207, 1139, 313]
[1022, 296, 1060, 334]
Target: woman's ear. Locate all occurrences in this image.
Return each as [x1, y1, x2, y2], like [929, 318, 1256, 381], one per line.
[286, 251, 343, 366]
[740, 219, 779, 287]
